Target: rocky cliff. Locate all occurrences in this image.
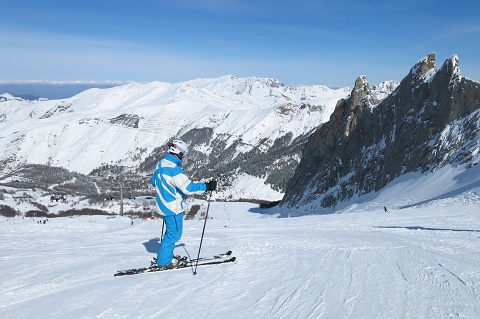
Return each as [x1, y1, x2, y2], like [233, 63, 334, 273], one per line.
[281, 53, 480, 213]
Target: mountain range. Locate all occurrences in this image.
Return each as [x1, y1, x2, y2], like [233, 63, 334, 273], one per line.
[1, 52, 478, 216]
[0, 75, 396, 203]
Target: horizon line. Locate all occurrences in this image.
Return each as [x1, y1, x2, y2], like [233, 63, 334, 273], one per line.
[0, 80, 130, 85]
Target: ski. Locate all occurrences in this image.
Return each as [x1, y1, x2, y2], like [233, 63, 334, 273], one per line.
[191, 250, 232, 263]
[150, 250, 232, 265]
[114, 252, 235, 277]
[114, 257, 236, 277]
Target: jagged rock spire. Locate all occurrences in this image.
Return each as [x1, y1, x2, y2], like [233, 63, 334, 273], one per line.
[281, 53, 480, 214]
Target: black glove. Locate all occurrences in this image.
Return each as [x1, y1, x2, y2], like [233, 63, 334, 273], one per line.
[206, 180, 217, 191]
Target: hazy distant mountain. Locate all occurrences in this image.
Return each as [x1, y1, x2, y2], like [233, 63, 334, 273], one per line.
[0, 82, 125, 100]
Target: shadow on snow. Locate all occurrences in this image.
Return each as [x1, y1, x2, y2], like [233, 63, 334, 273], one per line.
[142, 238, 190, 256]
[374, 225, 480, 233]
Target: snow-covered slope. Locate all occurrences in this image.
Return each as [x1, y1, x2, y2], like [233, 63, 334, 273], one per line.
[0, 76, 357, 200]
[0, 76, 350, 174]
[1, 163, 480, 318]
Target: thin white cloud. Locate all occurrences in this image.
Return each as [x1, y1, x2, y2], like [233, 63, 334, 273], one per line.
[433, 24, 480, 40]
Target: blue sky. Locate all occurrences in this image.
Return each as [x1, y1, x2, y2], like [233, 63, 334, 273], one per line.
[1, 0, 479, 87]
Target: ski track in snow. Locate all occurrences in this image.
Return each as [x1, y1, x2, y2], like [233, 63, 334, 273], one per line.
[1, 202, 480, 318]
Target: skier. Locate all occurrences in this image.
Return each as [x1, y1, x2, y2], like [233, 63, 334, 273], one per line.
[151, 139, 217, 269]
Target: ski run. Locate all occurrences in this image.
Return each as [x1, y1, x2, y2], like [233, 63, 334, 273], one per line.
[1, 195, 480, 318]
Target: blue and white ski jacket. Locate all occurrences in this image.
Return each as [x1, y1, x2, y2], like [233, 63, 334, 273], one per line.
[151, 153, 207, 216]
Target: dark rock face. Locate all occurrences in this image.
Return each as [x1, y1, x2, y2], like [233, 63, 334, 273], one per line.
[140, 127, 311, 194]
[281, 53, 480, 211]
[109, 114, 141, 128]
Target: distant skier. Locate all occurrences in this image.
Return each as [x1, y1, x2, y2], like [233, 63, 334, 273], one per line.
[151, 139, 217, 269]
[384, 206, 388, 212]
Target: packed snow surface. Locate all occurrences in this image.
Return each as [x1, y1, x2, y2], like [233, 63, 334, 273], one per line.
[2, 198, 480, 318]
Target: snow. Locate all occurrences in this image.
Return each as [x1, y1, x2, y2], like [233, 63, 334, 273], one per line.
[0, 77, 352, 177]
[2, 74, 479, 317]
[218, 173, 283, 201]
[0, 76, 356, 200]
[2, 165, 480, 318]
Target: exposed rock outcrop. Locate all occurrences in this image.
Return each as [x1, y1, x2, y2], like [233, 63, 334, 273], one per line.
[281, 53, 480, 212]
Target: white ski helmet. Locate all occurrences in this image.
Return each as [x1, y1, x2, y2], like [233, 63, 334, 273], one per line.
[168, 139, 189, 159]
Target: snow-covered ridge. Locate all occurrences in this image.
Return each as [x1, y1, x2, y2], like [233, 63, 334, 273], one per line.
[0, 76, 354, 175]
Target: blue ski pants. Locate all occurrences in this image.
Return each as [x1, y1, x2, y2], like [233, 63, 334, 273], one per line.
[156, 213, 184, 266]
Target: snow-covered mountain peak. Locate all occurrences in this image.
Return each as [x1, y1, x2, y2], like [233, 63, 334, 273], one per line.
[440, 54, 462, 84]
[0, 93, 29, 102]
[0, 76, 354, 198]
[371, 80, 400, 100]
[410, 52, 437, 80]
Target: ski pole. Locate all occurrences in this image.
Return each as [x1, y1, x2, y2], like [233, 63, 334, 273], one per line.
[160, 218, 165, 243]
[193, 191, 212, 275]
